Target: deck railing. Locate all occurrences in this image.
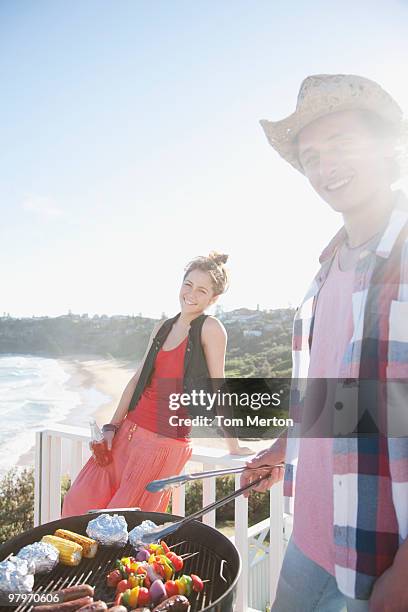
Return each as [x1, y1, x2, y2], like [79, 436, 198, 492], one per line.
[34, 425, 285, 612]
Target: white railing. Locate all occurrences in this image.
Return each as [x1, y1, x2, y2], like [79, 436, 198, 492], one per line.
[34, 425, 285, 612]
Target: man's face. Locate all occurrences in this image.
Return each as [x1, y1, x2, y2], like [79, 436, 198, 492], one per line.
[296, 110, 394, 213]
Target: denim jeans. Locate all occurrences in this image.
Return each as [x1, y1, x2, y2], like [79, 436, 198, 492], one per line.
[271, 539, 370, 612]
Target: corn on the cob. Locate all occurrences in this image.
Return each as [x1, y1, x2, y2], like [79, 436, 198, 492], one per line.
[41, 535, 83, 566]
[54, 529, 98, 558]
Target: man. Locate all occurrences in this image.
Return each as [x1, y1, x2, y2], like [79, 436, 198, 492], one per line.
[241, 74, 408, 611]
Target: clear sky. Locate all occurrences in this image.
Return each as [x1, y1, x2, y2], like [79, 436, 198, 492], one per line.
[2, 0, 408, 319]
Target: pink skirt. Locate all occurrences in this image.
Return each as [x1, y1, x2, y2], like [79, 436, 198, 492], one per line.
[61, 418, 192, 518]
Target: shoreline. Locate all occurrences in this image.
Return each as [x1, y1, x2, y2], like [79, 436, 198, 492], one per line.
[16, 356, 138, 469]
[15, 356, 271, 471]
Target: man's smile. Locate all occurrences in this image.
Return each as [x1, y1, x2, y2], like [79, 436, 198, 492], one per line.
[325, 175, 354, 192]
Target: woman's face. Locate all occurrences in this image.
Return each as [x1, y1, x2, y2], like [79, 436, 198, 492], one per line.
[179, 268, 218, 315]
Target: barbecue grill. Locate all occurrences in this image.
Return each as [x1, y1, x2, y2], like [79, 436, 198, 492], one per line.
[0, 510, 241, 612]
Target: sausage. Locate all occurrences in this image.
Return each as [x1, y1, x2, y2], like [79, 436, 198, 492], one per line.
[58, 585, 95, 602]
[76, 602, 107, 612]
[128, 609, 150, 612]
[107, 607, 128, 612]
[152, 595, 189, 612]
[34, 596, 94, 612]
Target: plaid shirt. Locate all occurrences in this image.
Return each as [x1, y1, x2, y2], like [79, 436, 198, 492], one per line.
[284, 190, 408, 599]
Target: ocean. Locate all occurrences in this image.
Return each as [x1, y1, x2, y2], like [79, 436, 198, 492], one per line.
[0, 354, 109, 477]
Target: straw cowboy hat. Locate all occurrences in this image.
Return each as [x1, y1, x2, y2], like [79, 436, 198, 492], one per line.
[260, 73, 408, 175]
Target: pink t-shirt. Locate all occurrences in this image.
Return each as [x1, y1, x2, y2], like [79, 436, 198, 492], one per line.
[292, 249, 355, 574]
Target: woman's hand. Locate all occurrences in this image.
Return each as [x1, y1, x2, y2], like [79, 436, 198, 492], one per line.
[229, 446, 254, 456]
[224, 436, 254, 456]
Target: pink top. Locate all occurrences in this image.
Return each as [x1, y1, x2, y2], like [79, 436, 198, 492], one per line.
[292, 249, 355, 574]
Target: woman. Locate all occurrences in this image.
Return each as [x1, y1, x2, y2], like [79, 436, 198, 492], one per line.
[62, 252, 252, 517]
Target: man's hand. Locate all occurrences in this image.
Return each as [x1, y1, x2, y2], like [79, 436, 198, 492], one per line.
[240, 441, 286, 497]
[369, 546, 408, 611]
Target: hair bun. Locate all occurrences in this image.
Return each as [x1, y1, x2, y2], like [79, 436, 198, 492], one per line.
[209, 251, 229, 265]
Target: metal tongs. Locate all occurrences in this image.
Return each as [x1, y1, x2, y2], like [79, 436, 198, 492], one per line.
[146, 463, 283, 493]
[141, 463, 284, 544]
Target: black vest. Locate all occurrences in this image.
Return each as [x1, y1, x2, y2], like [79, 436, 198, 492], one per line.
[127, 312, 210, 412]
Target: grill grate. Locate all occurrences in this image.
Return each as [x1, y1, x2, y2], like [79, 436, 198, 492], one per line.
[0, 511, 239, 612]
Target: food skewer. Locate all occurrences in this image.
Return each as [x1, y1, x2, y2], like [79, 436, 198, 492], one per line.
[180, 551, 199, 560]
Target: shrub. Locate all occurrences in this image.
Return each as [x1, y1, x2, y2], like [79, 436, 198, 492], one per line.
[0, 468, 34, 544]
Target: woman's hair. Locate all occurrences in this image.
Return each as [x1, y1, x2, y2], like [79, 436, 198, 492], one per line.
[183, 251, 229, 295]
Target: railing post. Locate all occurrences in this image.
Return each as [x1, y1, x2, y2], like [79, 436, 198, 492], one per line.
[49, 435, 62, 521]
[202, 463, 216, 527]
[234, 473, 248, 612]
[34, 431, 42, 527]
[172, 470, 186, 517]
[269, 479, 284, 604]
[39, 432, 52, 525]
[71, 440, 85, 482]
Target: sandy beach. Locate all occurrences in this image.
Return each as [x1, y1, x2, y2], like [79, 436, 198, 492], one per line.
[16, 356, 272, 471]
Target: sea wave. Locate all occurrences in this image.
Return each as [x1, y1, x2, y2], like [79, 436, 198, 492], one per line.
[0, 355, 108, 476]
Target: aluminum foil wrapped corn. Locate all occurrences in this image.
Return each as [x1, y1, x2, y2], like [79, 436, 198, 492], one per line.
[129, 520, 158, 547]
[0, 555, 35, 593]
[17, 541, 59, 573]
[86, 513, 128, 546]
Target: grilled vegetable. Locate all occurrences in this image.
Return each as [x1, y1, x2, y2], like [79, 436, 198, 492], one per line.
[41, 535, 83, 566]
[34, 596, 93, 612]
[135, 549, 150, 563]
[164, 580, 178, 598]
[107, 569, 123, 588]
[54, 529, 98, 558]
[116, 579, 131, 594]
[136, 588, 150, 606]
[149, 580, 166, 605]
[160, 541, 170, 554]
[151, 595, 189, 612]
[191, 574, 204, 592]
[165, 552, 183, 572]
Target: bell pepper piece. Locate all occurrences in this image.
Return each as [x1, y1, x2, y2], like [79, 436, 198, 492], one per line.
[129, 586, 139, 608]
[180, 574, 193, 596]
[175, 578, 186, 596]
[121, 589, 131, 608]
